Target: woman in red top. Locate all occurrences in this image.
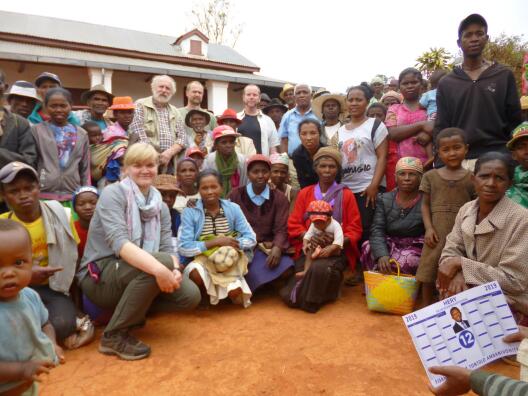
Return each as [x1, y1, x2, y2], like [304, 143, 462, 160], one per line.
[282, 147, 362, 313]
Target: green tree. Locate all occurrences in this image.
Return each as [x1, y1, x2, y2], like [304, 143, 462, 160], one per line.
[191, 0, 244, 47]
[484, 33, 527, 93]
[415, 47, 453, 78]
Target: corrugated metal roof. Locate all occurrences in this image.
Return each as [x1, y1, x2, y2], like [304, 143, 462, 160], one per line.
[0, 10, 258, 69]
[0, 40, 287, 87]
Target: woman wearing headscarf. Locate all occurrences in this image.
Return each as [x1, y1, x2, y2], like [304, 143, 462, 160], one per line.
[269, 152, 298, 207]
[283, 147, 362, 313]
[361, 157, 425, 275]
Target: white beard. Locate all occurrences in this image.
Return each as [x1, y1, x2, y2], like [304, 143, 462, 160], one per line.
[153, 93, 172, 104]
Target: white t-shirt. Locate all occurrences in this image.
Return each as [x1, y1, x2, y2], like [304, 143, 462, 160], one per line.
[324, 123, 341, 140]
[337, 118, 388, 193]
[303, 218, 344, 247]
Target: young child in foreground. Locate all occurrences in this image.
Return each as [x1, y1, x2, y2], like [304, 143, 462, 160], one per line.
[299, 200, 343, 278]
[506, 122, 528, 208]
[416, 128, 475, 306]
[0, 219, 64, 396]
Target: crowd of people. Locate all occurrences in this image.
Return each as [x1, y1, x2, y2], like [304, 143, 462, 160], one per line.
[1, 12, 528, 396]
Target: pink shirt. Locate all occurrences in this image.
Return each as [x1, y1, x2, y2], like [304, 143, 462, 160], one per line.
[385, 103, 428, 163]
[103, 122, 127, 141]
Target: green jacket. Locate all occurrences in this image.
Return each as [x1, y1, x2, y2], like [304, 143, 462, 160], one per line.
[134, 96, 184, 152]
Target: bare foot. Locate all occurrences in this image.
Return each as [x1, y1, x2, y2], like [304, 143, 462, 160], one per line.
[228, 288, 243, 305]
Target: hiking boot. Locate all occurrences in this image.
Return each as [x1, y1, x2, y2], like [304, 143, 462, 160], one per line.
[63, 315, 95, 350]
[99, 330, 151, 360]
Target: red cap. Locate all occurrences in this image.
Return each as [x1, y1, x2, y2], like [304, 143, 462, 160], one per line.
[185, 146, 206, 158]
[307, 200, 333, 222]
[212, 125, 240, 142]
[246, 154, 271, 170]
[217, 108, 242, 125]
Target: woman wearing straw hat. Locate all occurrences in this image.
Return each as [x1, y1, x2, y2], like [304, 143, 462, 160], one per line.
[312, 93, 346, 141]
[279, 83, 295, 110]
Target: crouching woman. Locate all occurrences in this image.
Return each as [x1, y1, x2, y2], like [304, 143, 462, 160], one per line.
[78, 143, 201, 361]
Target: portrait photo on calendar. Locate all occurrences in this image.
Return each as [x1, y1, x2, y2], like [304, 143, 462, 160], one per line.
[450, 306, 471, 334]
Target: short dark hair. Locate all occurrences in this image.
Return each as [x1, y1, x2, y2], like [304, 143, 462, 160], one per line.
[458, 13, 488, 39]
[398, 68, 423, 85]
[474, 152, 515, 181]
[44, 87, 73, 106]
[430, 70, 449, 89]
[347, 84, 373, 102]
[298, 119, 322, 136]
[435, 128, 467, 146]
[81, 121, 100, 131]
[177, 158, 199, 173]
[367, 102, 387, 116]
[450, 307, 461, 315]
[197, 169, 223, 187]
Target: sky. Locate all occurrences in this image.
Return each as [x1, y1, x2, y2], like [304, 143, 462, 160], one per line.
[1, 0, 527, 92]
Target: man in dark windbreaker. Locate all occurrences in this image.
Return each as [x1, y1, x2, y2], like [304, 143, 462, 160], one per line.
[434, 14, 522, 170]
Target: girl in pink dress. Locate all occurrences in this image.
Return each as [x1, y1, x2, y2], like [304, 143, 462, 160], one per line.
[385, 68, 434, 190]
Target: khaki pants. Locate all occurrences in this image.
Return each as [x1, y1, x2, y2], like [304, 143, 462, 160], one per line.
[81, 252, 201, 333]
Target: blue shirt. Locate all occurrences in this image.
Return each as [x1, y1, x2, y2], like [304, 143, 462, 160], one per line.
[419, 89, 437, 118]
[0, 288, 57, 394]
[246, 183, 270, 206]
[278, 107, 320, 155]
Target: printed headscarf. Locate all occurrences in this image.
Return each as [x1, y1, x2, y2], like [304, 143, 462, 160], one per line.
[395, 157, 423, 175]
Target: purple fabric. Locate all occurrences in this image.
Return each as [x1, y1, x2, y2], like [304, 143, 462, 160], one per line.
[360, 236, 424, 275]
[315, 182, 336, 206]
[304, 182, 345, 223]
[245, 250, 294, 291]
[82, 294, 113, 326]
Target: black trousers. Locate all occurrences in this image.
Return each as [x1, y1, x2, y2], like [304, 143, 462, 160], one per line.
[31, 285, 77, 342]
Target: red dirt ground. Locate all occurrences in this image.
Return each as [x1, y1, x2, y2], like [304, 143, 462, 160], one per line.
[40, 286, 518, 396]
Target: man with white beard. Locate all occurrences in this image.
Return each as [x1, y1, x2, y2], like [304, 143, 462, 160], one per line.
[129, 75, 186, 173]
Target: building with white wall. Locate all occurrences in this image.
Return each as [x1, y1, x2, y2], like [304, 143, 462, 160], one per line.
[0, 11, 287, 114]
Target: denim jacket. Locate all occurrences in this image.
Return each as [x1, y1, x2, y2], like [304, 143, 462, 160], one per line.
[178, 199, 256, 258]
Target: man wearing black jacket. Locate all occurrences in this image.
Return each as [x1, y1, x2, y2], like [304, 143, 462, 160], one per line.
[0, 69, 38, 213]
[434, 14, 522, 169]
